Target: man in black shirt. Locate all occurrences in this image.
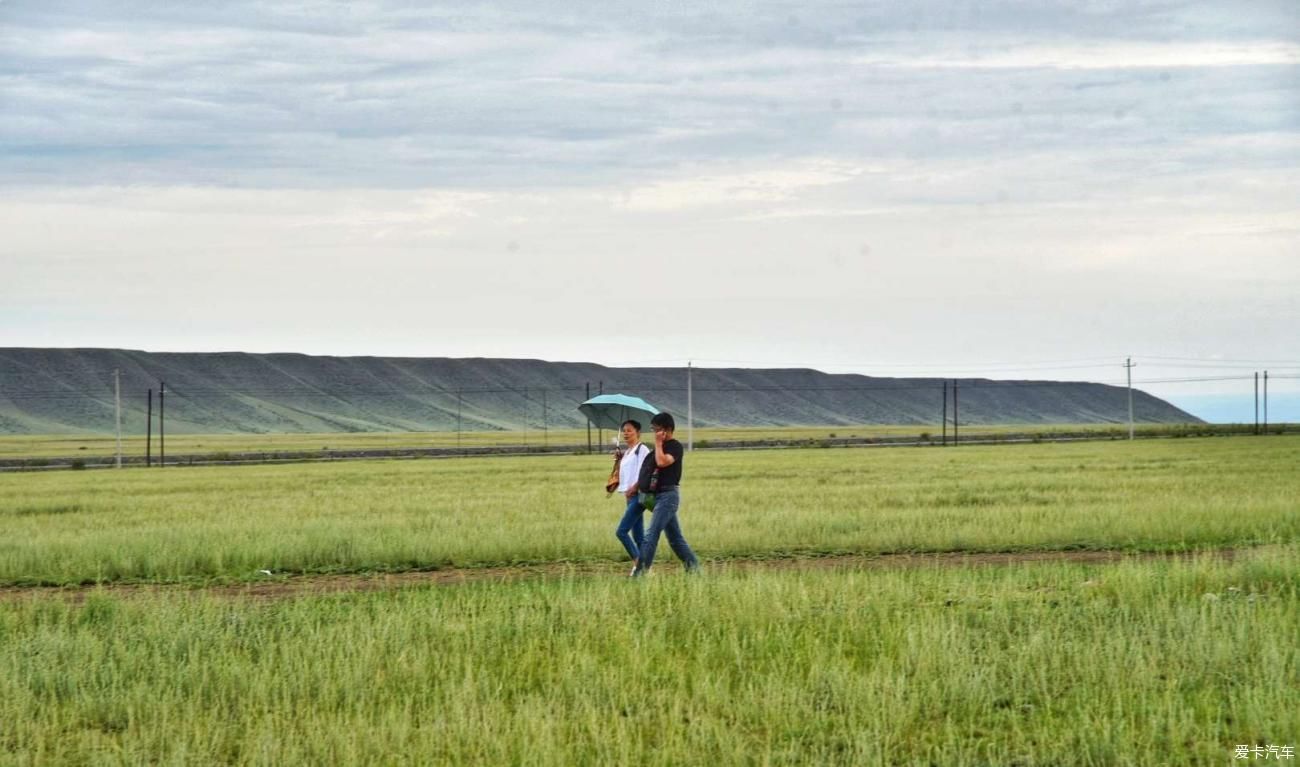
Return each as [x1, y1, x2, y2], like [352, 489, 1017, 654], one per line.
[631, 412, 700, 576]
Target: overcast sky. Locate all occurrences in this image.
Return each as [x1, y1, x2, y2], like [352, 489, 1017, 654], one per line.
[2, 1, 1298, 417]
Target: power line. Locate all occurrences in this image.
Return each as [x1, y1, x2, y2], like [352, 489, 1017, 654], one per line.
[684, 357, 1125, 373]
[7, 364, 1298, 407]
[1139, 362, 1300, 370]
[1129, 375, 1257, 385]
[8, 376, 1283, 405]
[2, 372, 1283, 400]
[1138, 355, 1300, 365]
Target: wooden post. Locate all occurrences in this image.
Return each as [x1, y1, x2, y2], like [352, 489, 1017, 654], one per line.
[953, 380, 959, 445]
[942, 380, 948, 446]
[159, 381, 165, 467]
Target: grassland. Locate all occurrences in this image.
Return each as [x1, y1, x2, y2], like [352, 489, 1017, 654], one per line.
[1, 436, 1297, 587]
[1, 548, 1296, 765]
[2, 437, 1297, 765]
[0, 422, 1272, 461]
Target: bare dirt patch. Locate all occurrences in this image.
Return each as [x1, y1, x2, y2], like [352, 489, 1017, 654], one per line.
[0, 547, 1253, 604]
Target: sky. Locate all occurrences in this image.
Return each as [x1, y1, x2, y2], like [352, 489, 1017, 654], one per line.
[2, 1, 1298, 420]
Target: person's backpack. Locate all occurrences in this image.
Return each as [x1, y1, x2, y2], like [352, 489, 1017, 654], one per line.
[636, 448, 661, 510]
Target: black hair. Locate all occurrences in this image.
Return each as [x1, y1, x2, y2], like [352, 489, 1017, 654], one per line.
[651, 412, 675, 431]
[621, 419, 641, 433]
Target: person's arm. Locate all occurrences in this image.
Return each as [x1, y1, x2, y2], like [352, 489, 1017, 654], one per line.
[654, 432, 676, 468]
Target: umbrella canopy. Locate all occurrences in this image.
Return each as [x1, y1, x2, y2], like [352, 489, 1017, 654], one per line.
[578, 394, 660, 432]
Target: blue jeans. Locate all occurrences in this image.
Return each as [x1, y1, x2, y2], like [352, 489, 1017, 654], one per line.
[635, 488, 699, 573]
[615, 495, 645, 561]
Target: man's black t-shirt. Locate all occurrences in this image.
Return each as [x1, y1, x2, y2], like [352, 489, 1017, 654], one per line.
[655, 439, 684, 488]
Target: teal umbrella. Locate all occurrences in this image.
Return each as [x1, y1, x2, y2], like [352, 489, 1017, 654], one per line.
[578, 394, 660, 431]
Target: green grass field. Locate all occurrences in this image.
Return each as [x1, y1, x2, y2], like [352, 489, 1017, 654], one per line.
[2, 436, 1296, 765]
[0, 422, 1268, 460]
[1, 437, 1298, 586]
[1, 549, 1295, 765]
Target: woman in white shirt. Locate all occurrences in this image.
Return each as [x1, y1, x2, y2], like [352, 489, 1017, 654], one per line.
[613, 419, 651, 562]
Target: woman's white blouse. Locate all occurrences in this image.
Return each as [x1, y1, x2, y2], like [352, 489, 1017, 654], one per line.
[617, 443, 650, 492]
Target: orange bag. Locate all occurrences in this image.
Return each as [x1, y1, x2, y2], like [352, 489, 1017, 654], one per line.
[605, 450, 623, 494]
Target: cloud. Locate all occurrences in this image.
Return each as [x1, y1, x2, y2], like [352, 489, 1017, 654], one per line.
[1, 0, 1296, 402]
[620, 160, 872, 211]
[859, 40, 1300, 70]
[2, 1, 1296, 189]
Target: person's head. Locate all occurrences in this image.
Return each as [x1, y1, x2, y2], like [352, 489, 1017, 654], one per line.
[620, 419, 641, 444]
[651, 412, 675, 437]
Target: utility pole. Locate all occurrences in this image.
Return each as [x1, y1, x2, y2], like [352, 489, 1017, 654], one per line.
[1255, 372, 1259, 435]
[1263, 370, 1269, 433]
[953, 380, 959, 445]
[941, 380, 948, 446]
[159, 381, 165, 467]
[687, 361, 693, 452]
[456, 388, 462, 453]
[114, 369, 122, 469]
[542, 388, 548, 447]
[585, 382, 591, 454]
[598, 380, 604, 448]
[1124, 357, 1136, 440]
[146, 389, 153, 467]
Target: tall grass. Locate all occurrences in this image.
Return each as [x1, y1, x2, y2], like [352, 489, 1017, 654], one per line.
[1, 547, 1295, 765]
[1, 437, 1298, 586]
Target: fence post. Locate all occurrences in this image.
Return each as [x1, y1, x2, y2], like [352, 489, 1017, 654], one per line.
[942, 380, 948, 446]
[687, 361, 693, 452]
[953, 380, 959, 445]
[1255, 372, 1259, 435]
[114, 369, 122, 469]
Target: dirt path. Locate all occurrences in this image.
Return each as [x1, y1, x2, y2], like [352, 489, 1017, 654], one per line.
[0, 547, 1255, 604]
